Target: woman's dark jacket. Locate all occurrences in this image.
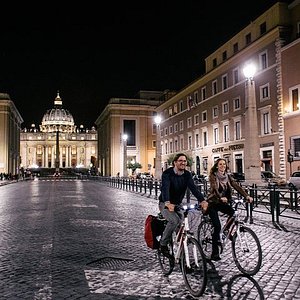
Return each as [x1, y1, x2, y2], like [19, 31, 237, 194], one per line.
[159, 167, 205, 205]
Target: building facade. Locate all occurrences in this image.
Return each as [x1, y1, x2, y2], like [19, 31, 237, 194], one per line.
[95, 90, 175, 177]
[20, 93, 97, 172]
[155, 1, 300, 181]
[0, 93, 23, 175]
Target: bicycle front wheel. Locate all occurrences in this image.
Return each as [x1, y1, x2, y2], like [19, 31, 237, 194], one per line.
[197, 220, 213, 259]
[232, 225, 262, 275]
[181, 237, 207, 297]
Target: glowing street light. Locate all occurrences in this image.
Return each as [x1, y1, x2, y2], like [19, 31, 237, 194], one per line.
[243, 63, 261, 184]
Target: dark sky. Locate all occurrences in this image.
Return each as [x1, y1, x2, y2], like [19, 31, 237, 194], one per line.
[0, 1, 292, 128]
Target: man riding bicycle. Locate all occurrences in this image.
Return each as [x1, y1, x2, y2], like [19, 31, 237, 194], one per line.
[158, 153, 208, 257]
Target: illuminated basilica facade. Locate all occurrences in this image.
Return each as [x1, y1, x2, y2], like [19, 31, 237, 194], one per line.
[20, 93, 97, 170]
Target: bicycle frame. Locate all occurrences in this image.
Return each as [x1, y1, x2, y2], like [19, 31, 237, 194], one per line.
[174, 205, 199, 268]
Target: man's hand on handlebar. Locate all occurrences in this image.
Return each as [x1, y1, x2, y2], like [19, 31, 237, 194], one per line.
[165, 201, 176, 211]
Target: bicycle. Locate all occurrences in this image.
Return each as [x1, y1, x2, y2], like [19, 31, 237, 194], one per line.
[197, 198, 262, 275]
[157, 203, 207, 297]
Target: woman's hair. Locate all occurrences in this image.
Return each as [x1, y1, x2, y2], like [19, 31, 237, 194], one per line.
[210, 158, 228, 175]
[172, 153, 187, 166]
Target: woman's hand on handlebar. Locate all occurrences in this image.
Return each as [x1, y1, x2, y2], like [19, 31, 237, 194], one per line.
[200, 200, 208, 212]
[246, 196, 253, 203]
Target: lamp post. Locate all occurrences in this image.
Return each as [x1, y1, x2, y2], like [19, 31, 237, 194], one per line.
[287, 149, 294, 177]
[243, 64, 261, 184]
[154, 115, 162, 179]
[122, 134, 128, 177]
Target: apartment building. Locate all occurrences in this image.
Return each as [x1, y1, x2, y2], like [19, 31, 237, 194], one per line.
[0, 93, 23, 175]
[155, 1, 300, 181]
[95, 90, 175, 177]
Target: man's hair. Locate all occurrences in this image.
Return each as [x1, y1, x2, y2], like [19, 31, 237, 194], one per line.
[172, 153, 187, 166]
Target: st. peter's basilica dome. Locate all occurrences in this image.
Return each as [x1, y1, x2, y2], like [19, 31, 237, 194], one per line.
[40, 92, 76, 133]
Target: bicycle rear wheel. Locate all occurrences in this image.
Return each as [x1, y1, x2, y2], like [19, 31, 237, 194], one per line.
[232, 225, 262, 275]
[197, 219, 213, 259]
[157, 241, 175, 276]
[181, 237, 207, 297]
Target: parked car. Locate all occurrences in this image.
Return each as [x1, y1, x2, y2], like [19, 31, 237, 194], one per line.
[231, 172, 245, 182]
[261, 171, 286, 187]
[287, 171, 300, 190]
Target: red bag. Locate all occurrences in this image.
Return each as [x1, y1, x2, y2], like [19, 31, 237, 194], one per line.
[144, 215, 165, 249]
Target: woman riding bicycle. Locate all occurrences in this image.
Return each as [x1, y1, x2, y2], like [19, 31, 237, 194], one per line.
[206, 158, 253, 261]
[158, 153, 208, 257]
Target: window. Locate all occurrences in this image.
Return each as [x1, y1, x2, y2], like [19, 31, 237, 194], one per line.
[174, 123, 178, 133]
[260, 107, 271, 135]
[245, 33, 251, 45]
[291, 136, 300, 158]
[164, 127, 168, 136]
[233, 97, 240, 111]
[180, 137, 184, 150]
[165, 142, 168, 154]
[188, 135, 192, 150]
[202, 111, 207, 122]
[201, 87, 207, 101]
[260, 22, 267, 35]
[260, 84, 270, 101]
[233, 42, 239, 53]
[179, 100, 183, 112]
[187, 117, 192, 128]
[222, 74, 228, 90]
[194, 91, 199, 105]
[213, 106, 218, 118]
[221, 101, 228, 115]
[168, 106, 173, 117]
[290, 86, 300, 111]
[233, 68, 239, 85]
[169, 125, 173, 135]
[124, 120, 136, 146]
[203, 130, 208, 146]
[213, 58, 217, 67]
[195, 133, 199, 148]
[169, 141, 173, 153]
[259, 51, 268, 69]
[224, 124, 229, 142]
[194, 114, 199, 125]
[174, 139, 178, 152]
[152, 124, 157, 135]
[179, 120, 184, 131]
[235, 120, 241, 140]
[213, 127, 219, 144]
[212, 80, 218, 95]
[174, 103, 178, 114]
[222, 51, 227, 61]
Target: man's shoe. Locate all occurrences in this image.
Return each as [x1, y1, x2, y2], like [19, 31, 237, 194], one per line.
[160, 245, 172, 258]
[210, 253, 221, 261]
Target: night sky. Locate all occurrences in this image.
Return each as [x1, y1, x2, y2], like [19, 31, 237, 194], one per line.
[0, 1, 292, 128]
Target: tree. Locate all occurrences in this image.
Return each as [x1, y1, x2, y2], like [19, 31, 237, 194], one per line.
[167, 154, 193, 167]
[127, 162, 142, 175]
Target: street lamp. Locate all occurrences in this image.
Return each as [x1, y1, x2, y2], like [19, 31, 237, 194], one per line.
[243, 63, 261, 184]
[122, 134, 128, 177]
[154, 115, 162, 179]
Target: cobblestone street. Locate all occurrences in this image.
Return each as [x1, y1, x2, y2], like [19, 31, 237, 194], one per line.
[0, 179, 299, 299]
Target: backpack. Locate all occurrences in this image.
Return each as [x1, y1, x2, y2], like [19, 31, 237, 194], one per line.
[144, 214, 165, 249]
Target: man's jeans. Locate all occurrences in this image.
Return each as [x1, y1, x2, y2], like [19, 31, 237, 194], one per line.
[159, 202, 183, 246]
